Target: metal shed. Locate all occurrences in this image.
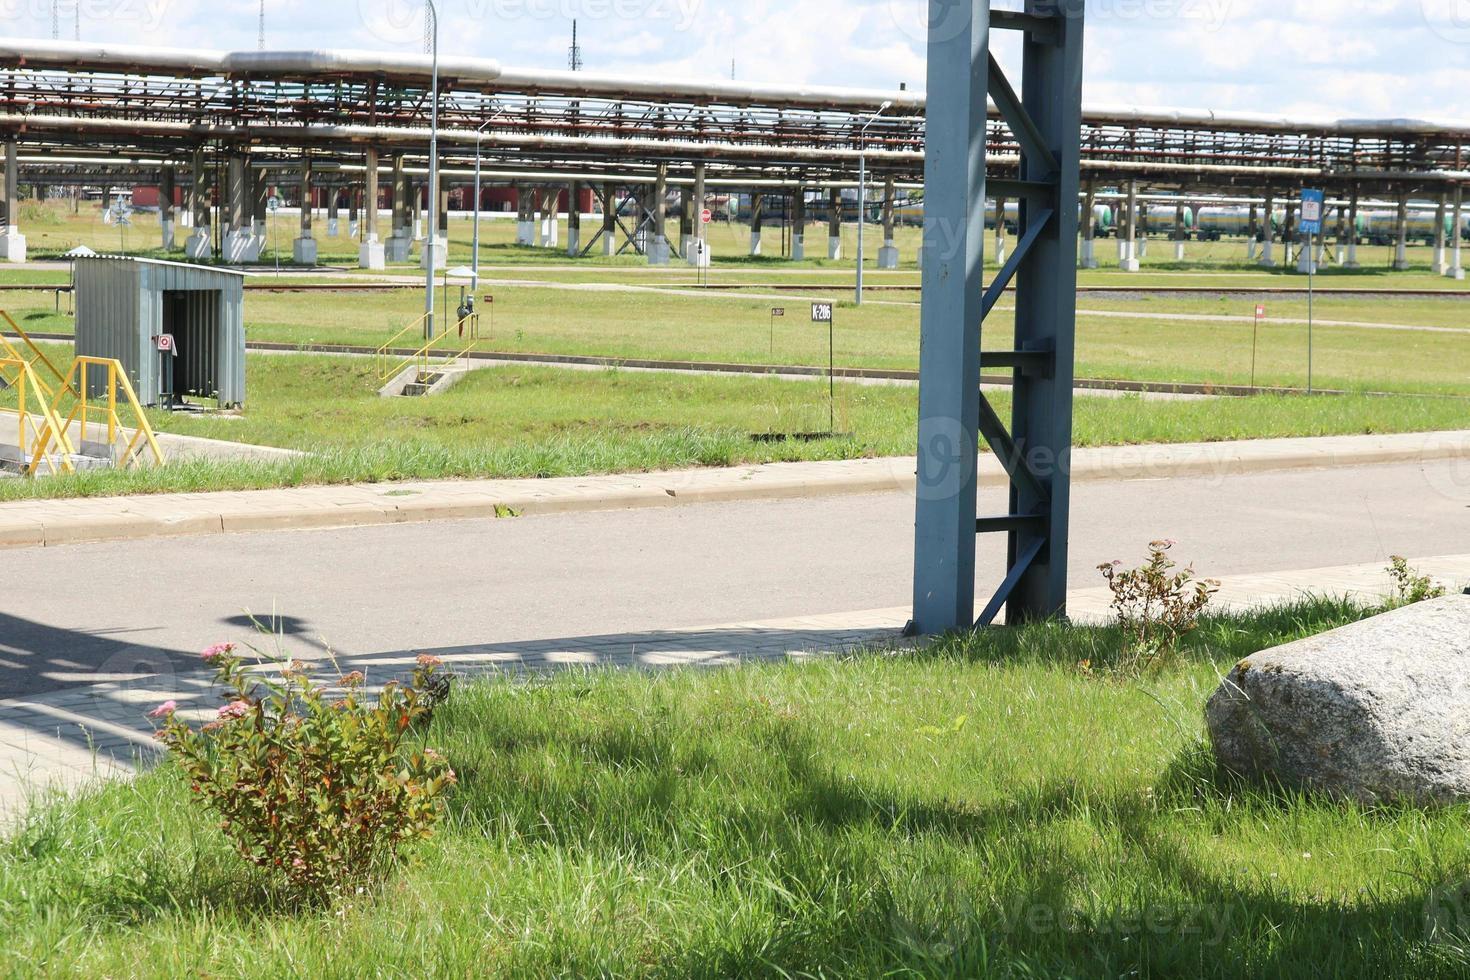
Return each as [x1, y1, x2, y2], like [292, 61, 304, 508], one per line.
[73, 256, 247, 408]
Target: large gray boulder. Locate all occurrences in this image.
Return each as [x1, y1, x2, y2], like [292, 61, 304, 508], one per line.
[1206, 595, 1470, 805]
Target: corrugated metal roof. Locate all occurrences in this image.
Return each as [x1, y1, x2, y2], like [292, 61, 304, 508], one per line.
[83, 254, 255, 278]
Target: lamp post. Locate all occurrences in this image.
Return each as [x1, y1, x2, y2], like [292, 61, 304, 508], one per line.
[422, 0, 440, 339]
[855, 100, 892, 306]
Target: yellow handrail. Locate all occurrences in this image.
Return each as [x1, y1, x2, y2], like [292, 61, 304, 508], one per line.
[29, 356, 165, 473]
[375, 313, 432, 381]
[378, 312, 481, 384]
[0, 357, 76, 476]
[0, 310, 76, 397]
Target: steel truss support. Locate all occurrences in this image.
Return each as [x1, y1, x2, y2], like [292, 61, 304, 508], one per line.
[911, 0, 1083, 635]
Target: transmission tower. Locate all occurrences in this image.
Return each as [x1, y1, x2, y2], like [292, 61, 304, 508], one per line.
[568, 19, 583, 71]
[72, 0, 78, 40]
[258, 0, 265, 49]
[51, 0, 58, 39]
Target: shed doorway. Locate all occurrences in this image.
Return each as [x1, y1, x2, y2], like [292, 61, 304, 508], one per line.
[161, 289, 223, 401]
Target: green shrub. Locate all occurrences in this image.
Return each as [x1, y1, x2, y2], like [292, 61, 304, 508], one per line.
[150, 643, 456, 903]
[1097, 539, 1219, 673]
[1386, 555, 1447, 606]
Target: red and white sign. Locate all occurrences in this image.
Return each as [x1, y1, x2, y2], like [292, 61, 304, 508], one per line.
[154, 333, 175, 353]
[701, 208, 712, 225]
[1255, 304, 1266, 318]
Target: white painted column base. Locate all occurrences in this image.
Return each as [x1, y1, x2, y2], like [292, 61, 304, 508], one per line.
[384, 234, 412, 263]
[184, 231, 213, 260]
[348, 220, 360, 239]
[1432, 246, 1446, 275]
[791, 235, 805, 261]
[328, 218, 339, 237]
[414, 217, 425, 241]
[1119, 240, 1139, 272]
[1138, 237, 1148, 258]
[994, 238, 1007, 265]
[1247, 240, 1257, 261]
[359, 239, 385, 270]
[1334, 244, 1345, 265]
[1080, 238, 1098, 269]
[1394, 244, 1410, 271]
[1345, 242, 1359, 268]
[161, 219, 175, 250]
[543, 219, 559, 250]
[648, 236, 671, 265]
[828, 236, 842, 261]
[223, 229, 260, 263]
[1117, 238, 1127, 261]
[603, 232, 616, 257]
[566, 228, 580, 256]
[1173, 240, 1185, 261]
[750, 232, 762, 256]
[293, 236, 318, 265]
[1296, 248, 1316, 274]
[1447, 248, 1466, 280]
[1259, 242, 1276, 267]
[418, 237, 448, 269]
[179, 212, 194, 229]
[877, 240, 899, 269]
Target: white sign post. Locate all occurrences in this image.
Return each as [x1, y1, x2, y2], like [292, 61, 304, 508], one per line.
[812, 303, 835, 432]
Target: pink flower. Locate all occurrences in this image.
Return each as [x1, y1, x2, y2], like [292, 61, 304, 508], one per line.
[202, 642, 236, 664]
[416, 654, 443, 669]
[217, 700, 252, 721]
[147, 700, 178, 719]
[339, 671, 366, 687]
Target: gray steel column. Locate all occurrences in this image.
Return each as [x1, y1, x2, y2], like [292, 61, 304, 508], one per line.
[1346, 186, 1359, 267]
[1394, 191, 1410, 270]
[0, 140, 15, 231]
[1434, 193, 1448, 274]
[792, 182, 806, 260]
[1004, 0, 1082, 623]
[827, 187, 842, 260]
[299, 155, 313, 236]
[1449, 184, 1465, 279]
[567, 180, 582, 256]
[679, 186, 693, 258]
[601, 183, 617, 257]
[912, 0, 990, 634]
[1120, 181, 1138, 270]
[993, 196, 1008, 264]
[1260, 189, 1275, 266]
[650, 163, 668, 264]
[1247, 203, 1258, 261]
[159, 165, 176, 248]
[749, 191, 764, 256]
[252, 166, 269, 234]
[227, 154, 248, 233]
[1080, 180, 1097, 268]
[364, 148, 380, 240]
[189, 148, 207, 228]
[693, 163, 706, 243]
[391, 155, 407, 239]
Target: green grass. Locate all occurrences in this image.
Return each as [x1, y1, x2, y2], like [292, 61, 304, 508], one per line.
[1, 350, 1467, 503]
[5, 599, 1469, 976]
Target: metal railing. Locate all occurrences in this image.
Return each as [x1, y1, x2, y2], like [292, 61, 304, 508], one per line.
[0, 309, 76, 398]
[28, 356, 165, 474]
[374, 313, 432, 381]
[376, 312, 481, 385]
[0, 356, 77, 475]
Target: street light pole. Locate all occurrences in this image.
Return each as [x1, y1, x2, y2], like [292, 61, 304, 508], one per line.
[422, 0, 440, 339]
[855, 100, 892, 307]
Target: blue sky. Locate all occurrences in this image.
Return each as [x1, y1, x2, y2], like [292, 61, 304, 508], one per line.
[14, 0, 1470, 119]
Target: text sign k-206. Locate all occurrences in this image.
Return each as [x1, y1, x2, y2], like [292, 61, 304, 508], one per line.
[811, 302, 833, 323]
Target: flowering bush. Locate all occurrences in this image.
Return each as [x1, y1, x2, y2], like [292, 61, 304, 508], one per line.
[1386, 555, 1446, 607]
[150, 644, 456, 903]
[1097, 540, 1219, 672]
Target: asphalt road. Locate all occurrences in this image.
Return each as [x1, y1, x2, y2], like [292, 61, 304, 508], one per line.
[2, 457, 1467, 700]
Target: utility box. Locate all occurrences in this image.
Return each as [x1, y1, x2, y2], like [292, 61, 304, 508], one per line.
[73, 256, 248, 408]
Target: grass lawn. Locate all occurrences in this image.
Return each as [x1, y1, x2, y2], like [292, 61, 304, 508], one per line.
[4, 599, 1469, 976]
[2, 349, 1467, 503]
[5, 272, 1468, 394]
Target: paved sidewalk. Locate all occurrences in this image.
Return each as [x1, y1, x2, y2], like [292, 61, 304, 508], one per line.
[4, 429, 1468, 550]
[3, 552, 1467, 822]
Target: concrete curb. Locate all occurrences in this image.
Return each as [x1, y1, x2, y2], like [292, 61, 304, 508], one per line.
[2, 429, 1468, 550]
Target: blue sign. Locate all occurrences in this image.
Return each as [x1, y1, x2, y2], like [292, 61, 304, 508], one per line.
[1299, 188, 1325, 236]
